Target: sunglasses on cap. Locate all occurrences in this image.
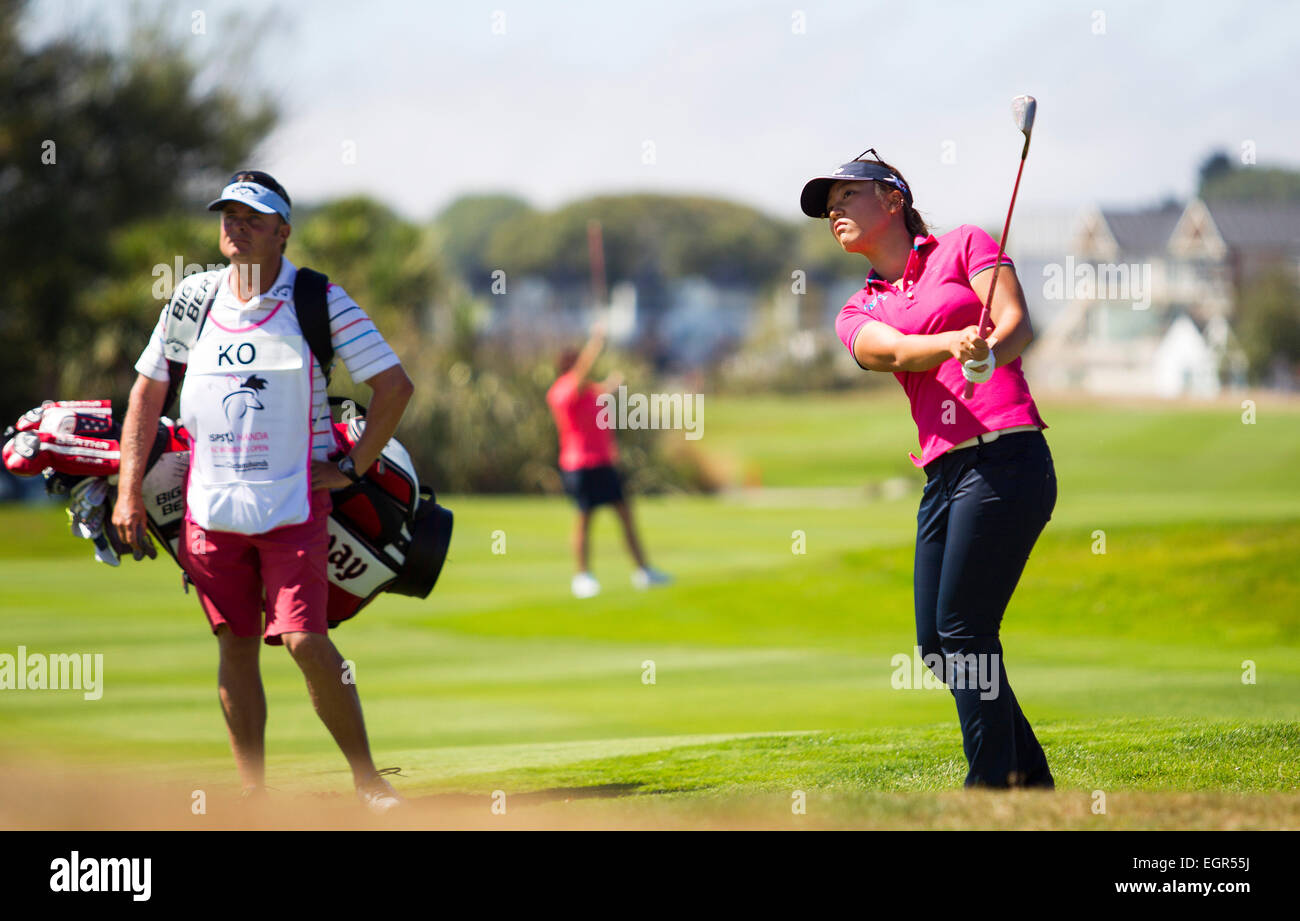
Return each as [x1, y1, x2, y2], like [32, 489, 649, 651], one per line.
[800, 148, 912, 219]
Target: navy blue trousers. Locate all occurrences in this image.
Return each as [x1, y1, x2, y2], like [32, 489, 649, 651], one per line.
[915, 430, 1056, 788]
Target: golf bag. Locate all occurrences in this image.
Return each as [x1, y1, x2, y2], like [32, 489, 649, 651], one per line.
[3, 398, 453, 628]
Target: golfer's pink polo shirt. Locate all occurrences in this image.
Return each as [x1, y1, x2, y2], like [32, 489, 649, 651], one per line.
[835, 225, 1047, 468]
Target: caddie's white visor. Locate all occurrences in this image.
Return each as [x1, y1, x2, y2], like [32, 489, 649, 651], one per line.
[207, 182, 291, 223]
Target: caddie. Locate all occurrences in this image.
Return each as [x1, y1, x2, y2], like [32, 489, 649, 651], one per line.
[111, 170, 414, 812]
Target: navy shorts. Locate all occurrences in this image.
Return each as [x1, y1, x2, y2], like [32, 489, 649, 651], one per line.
[561, 465, 624, 511]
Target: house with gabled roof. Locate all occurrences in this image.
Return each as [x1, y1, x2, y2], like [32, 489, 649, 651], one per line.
[1023, 197, 1300, 396]
[1168, 199, 1300, 305]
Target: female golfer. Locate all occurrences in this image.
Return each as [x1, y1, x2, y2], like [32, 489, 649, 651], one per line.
[801, 151, 1056, 788]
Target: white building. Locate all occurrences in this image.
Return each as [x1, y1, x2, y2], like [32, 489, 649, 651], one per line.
[1024, 198, 1299, 396]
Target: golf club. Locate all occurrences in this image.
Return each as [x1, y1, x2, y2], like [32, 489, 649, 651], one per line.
[963, 94, 1036, 399]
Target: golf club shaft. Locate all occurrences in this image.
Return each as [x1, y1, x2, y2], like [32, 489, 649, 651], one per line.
[962, 148, 1029, 399]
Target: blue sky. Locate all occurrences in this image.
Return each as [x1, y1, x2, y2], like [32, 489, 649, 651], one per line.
[25, 0, 1300, 230]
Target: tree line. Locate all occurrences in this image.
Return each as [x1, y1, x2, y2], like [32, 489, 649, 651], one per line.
[5, 5, 1298, 495]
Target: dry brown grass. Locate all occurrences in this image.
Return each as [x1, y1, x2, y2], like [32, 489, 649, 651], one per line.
[2, 762, 1295, 831]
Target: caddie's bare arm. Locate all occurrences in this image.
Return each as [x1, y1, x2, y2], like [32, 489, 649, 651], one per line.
[112, 374, 169, 550]
[311, 364, 414, 490]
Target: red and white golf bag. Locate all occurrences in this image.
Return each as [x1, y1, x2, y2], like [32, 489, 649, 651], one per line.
[3, 400, 453, 627]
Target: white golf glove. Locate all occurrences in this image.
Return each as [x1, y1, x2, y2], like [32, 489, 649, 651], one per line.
[962, 352, 996, 384]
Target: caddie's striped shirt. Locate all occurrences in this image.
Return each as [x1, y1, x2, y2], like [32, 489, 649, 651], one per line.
[135, 258, 402, 461]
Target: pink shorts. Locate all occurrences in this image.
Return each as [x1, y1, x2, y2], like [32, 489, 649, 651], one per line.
[180, 490, 333, 645]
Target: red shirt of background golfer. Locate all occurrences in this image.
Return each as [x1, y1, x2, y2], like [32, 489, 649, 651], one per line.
[550, 349, 618, 473]
[110, 170, 415, 811]
[546, 321, 670, 598]
[802, 152, 1058, 789]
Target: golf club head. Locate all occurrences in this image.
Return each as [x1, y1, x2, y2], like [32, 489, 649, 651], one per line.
[1012, 95, 1037, 137]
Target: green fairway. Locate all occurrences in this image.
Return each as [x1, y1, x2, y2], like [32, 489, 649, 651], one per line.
[1, 391, 1297, 827]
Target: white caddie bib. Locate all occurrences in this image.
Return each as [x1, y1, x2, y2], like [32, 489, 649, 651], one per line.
[180, 301, 314, 534]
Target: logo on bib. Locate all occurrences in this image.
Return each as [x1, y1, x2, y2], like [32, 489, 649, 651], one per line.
[222, 374, 269, 425]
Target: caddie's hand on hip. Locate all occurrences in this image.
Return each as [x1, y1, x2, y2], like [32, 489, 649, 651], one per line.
[311, 460, 355, 492]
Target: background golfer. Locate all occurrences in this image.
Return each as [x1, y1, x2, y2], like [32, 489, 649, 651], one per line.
[546, 321, 670, 598]
[802, 151, 1057, 788]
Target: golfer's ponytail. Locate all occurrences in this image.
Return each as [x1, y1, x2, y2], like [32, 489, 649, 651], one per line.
[872, 159, 929, 238]
[902, 201, 929, 239]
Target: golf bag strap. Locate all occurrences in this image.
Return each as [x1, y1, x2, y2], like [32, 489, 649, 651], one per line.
[161, 274, 221, 414]
[294, 267, 334, 387]
[144, 418, 175, 470]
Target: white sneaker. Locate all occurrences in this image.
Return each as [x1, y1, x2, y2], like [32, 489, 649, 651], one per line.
[632, 567, 672, 589]
[357, 775, 404, 814]
[571, 572, 601, 598]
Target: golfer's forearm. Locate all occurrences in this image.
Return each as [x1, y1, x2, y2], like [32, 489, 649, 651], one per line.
[973, 266, 1033, 366]
[599, 371, 624, 393]
[989, 314, 1034, 366]
[349, 366, 414, 472]
[856, 329, 955, 373]
[117, 376, 166, 495]
[894, 333, 960, 372]
[571, 336, 604, 383]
